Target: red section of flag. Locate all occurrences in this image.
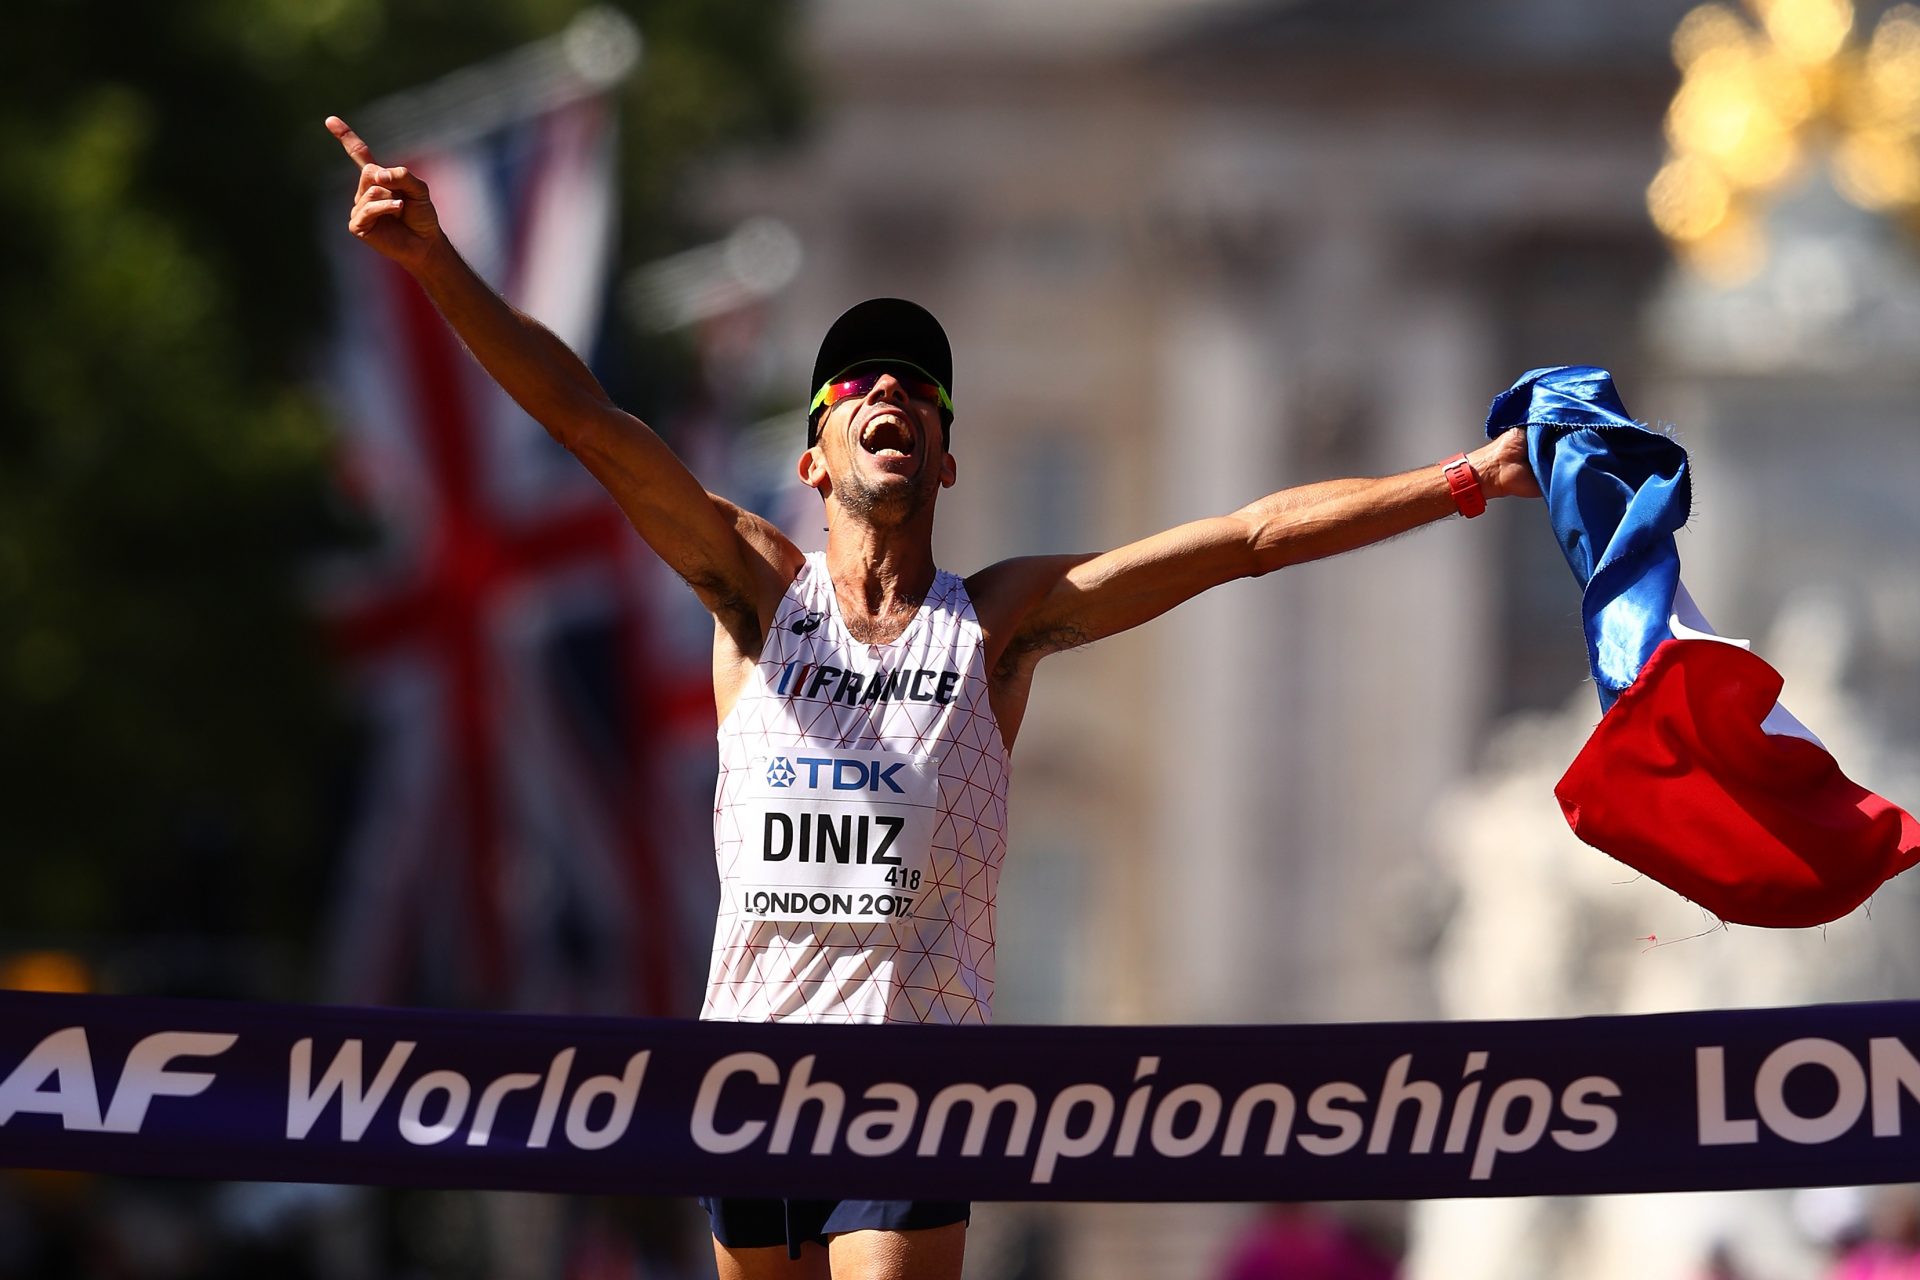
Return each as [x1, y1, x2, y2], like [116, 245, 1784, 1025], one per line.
[1556, 638, 1920, 927]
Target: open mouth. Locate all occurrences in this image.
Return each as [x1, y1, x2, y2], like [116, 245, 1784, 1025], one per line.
[859, 412, 917, 459]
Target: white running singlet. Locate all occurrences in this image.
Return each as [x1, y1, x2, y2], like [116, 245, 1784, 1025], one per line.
[702, 552, 1010, 1024]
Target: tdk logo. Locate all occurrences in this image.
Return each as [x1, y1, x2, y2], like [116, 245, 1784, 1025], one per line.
[771, 756, 909, 794]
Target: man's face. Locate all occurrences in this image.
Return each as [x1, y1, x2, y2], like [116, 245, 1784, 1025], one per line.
[803, 368, 954, 524]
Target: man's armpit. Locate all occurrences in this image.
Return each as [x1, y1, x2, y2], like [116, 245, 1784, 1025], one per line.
[995, 619, 1093, 679]
[679, 568, 762, 650]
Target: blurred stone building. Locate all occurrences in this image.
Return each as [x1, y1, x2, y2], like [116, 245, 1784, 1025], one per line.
[684, 1, 1920, 1277]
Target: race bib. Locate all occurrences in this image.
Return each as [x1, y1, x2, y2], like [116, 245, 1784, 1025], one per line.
[738, 747, 940, 923]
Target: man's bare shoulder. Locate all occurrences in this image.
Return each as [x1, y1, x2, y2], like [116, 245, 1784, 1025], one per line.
[708, 494, 806, 581]
[693, 495, 805, 654]
[965, 554, 1097, 665]
[965, 554, 1081, 602]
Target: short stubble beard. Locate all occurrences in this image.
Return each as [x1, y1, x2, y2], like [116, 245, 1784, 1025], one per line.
[834, 458, 932, 525]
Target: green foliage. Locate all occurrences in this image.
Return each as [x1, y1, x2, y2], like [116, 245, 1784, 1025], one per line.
[0, 1, 802, 967]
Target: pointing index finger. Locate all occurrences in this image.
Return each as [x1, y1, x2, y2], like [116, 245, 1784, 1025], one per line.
[325, 115, 376, 169]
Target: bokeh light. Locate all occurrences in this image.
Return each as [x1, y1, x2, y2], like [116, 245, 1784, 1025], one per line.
[1673, 4, 1754, 68]
[1651, 0, 1920, 280]
[1751, 0, 1854, 65]
[1833, 127, 1920, 207]
[1649, 155, 1735, 240]
[1864, 6, 1920, 124]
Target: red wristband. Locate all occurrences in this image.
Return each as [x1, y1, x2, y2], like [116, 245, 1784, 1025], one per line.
[1442, 452, 1486, 518]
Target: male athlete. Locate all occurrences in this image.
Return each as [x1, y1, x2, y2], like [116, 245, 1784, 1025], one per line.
[327, 115, 1539, 1280]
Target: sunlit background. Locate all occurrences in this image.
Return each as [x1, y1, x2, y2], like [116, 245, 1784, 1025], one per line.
[5, 1, 1920, 1277]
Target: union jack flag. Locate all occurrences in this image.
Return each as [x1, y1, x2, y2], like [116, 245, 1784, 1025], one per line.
[314, 33, 713, 1015]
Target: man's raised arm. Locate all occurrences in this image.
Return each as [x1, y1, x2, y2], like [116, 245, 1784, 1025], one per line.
[973, 430, 1540, 679]
[324, 116, 792, 638]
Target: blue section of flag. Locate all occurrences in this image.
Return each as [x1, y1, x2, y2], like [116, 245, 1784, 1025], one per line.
[1485, 365, 1691, 709]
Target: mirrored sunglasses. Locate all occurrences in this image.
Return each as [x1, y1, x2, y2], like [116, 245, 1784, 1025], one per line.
[809, 363, 955, 418]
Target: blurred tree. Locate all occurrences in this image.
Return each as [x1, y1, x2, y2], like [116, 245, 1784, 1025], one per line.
[0, 0, 802, 979]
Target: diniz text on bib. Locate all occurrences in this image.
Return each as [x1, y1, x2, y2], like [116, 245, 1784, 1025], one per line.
[740, 747, 940, 923]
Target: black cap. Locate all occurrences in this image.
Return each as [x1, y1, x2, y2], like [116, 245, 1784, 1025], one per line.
[808, 298, 953, 442]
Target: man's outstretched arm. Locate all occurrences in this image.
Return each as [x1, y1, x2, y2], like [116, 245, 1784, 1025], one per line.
[324, 117, 794, 641]
[973, 430, 1539, 677]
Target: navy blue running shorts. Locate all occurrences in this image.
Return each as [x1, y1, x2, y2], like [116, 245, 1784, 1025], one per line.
[700, 1197, 971, 1259]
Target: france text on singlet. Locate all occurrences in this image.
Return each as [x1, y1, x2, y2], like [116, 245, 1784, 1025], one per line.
[702, 553, 1010, 1024]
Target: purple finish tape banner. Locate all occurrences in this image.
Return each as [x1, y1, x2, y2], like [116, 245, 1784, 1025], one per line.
[4, 991, 1919, 1200]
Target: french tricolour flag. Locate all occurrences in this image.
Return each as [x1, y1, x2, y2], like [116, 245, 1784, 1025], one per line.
[1487, 366, 1920, 927]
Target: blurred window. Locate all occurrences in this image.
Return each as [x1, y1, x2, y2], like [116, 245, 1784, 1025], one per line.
[1006, 428, 1091, 555]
